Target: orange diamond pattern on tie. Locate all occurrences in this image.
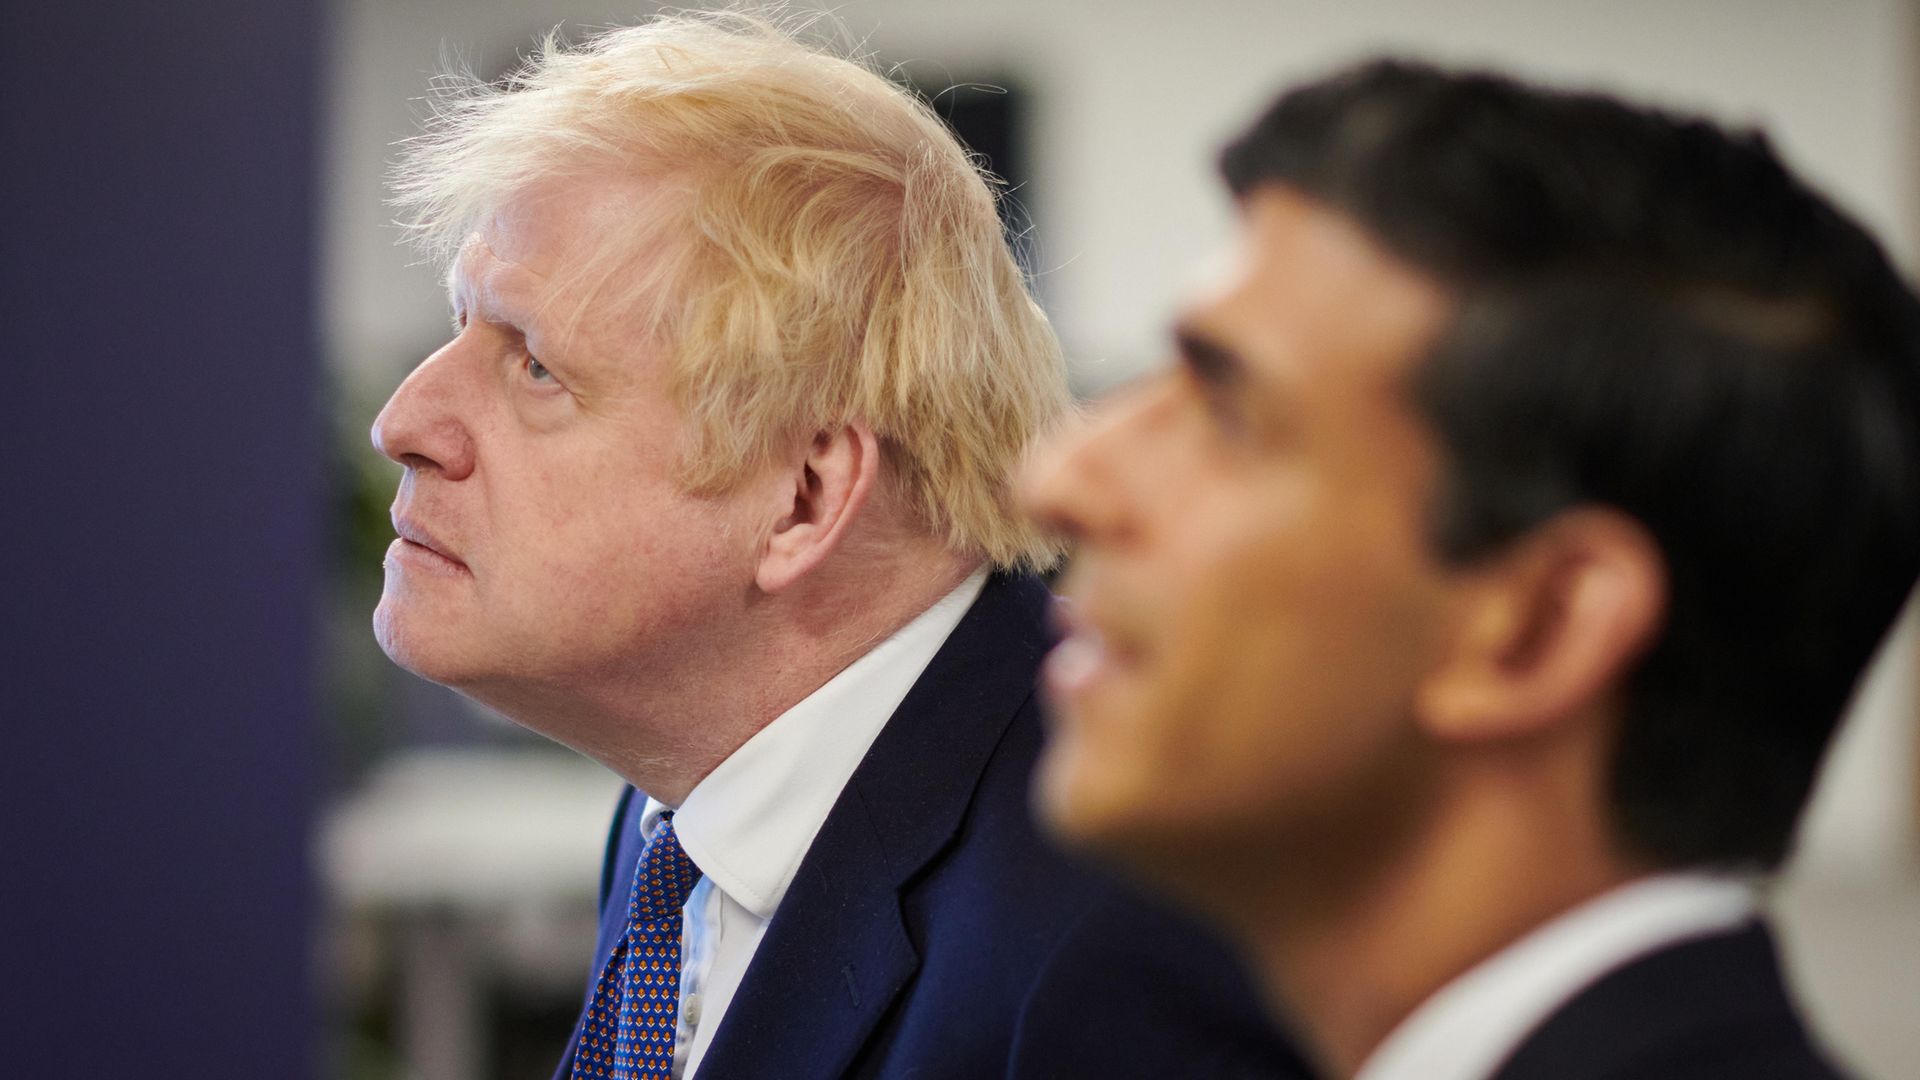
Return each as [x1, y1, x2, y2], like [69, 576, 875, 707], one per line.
[572, 813, 702, 1080]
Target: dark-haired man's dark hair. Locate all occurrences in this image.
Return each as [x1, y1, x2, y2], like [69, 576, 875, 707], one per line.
[1221, 60, 1920, 869]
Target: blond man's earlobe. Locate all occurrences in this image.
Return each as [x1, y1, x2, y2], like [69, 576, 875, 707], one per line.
[1415, 506, 1668, 744]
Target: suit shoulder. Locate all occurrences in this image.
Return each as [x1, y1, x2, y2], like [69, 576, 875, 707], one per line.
[950, 689, 1312, 1077]
[1495, 924, 1851, 1080]
[879, 583, 1314, 1078]
[1005, 880, 1318, 1079]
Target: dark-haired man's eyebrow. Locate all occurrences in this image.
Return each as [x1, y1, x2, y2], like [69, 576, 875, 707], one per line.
[1174, 324, 1268, 436]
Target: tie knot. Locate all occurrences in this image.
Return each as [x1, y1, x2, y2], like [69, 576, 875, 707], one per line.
[628, 813, 702, 924]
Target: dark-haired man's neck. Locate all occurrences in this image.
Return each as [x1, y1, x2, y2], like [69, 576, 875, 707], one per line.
[1242, 750, 1652, 1078]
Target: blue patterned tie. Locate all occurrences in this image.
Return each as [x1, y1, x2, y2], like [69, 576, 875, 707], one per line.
[571, 813, 703, 1080]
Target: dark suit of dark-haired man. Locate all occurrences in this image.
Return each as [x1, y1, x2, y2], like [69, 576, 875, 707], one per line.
[1022, 58, 1915, 1080]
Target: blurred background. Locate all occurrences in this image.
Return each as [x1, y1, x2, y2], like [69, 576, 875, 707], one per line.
[8, 1, 1917, 1078]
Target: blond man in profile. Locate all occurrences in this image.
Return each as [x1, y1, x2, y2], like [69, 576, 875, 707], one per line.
[371, 12, 1307, 1080]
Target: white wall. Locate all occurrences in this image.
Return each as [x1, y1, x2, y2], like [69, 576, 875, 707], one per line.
[328, 0, 1920, 381]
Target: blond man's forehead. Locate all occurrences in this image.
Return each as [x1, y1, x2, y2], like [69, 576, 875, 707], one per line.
[444, 174, 690, 344]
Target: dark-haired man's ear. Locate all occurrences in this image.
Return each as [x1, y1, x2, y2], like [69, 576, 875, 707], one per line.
[1414, 507, 1668, 743]
[756, 423, 881, 594]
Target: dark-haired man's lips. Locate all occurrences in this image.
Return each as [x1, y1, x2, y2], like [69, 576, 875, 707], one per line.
[1043, 595, 1123, 707]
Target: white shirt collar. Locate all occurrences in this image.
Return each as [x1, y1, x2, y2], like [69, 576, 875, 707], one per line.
[638, 567, 989, 919]
[1354, 871, 1760, 1080]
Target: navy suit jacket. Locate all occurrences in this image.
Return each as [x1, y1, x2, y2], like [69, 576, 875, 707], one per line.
[1491, 922, 1848, 1080]
[555, 573, 1312, 1079]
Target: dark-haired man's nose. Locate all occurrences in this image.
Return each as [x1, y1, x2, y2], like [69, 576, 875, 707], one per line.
[1019, 383, 1158, 548]
[371, 349, 476, 482]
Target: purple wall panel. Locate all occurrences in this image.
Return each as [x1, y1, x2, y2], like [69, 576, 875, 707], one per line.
[0, 0, 322, 1074]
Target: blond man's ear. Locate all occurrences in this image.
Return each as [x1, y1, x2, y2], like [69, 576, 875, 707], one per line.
[755, 423, 882, 595]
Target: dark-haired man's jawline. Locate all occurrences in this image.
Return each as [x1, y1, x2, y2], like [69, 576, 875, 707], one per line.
[1023, 58, 1917, 1080]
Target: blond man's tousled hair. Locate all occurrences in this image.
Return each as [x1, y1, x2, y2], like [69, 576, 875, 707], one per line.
[391, 8, 1069, 570]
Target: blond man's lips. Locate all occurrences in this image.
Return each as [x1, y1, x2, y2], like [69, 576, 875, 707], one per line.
[389, 512, 470, 572]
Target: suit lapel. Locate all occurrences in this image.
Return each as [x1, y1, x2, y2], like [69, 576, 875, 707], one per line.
[552, 787, 648, 1080]
[695, 573, 1054, 1079]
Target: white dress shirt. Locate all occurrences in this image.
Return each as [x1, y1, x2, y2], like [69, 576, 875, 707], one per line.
[1354, 872, 1760, 1080]
[632, 568, 989, 1079]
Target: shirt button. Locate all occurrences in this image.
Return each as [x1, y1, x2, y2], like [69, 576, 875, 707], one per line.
[683, 993, 702, 1028]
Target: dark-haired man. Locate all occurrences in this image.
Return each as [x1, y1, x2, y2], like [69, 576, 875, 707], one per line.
[1023, 60, 1920, 1080]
